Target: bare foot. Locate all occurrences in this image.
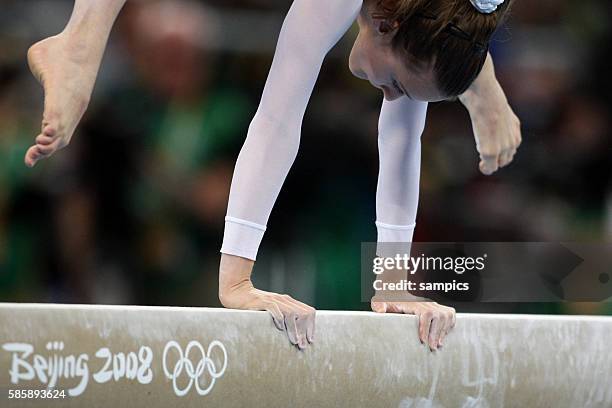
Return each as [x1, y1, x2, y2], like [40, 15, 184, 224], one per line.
[26, 34, 99, 167]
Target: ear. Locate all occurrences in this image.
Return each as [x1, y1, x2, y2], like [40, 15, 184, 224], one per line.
[376, 19, 399, 35]
[377, 20, 393, 34]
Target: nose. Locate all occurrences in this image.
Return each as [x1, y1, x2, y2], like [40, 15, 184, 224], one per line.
[348, 44, 368, 81]
[349, 61, 368, 81]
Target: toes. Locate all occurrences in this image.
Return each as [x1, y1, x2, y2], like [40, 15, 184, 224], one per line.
[24, 147, 37, 168]
[35, 134, 54, 146]
[24, 145, 42, 168]
[36, 142, 58, 155]
[42, 125, 57, 138]
[25, 141, 58, 168]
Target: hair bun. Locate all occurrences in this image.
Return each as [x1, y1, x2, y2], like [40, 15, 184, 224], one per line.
[469, 0, 505, 14]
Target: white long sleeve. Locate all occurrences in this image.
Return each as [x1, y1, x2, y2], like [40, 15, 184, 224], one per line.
[376, 98, 428, 257]
[222, 0, 363, 260]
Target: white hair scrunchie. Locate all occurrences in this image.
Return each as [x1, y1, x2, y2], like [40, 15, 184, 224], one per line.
[469, 0, 506, 14]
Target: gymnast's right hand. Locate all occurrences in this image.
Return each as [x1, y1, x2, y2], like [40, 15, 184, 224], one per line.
[218, 254, 316, 350]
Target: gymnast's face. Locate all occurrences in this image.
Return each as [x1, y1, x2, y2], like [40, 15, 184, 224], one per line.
[349, 7, 446, 102]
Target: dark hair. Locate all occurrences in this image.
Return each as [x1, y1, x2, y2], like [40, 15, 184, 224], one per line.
[374, 0, 513, 98]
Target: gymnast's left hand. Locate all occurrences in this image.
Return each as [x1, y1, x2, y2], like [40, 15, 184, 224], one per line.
[371, 300, 456, 351]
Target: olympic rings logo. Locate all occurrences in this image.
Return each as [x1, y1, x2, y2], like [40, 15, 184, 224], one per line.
[162, 340, 228, 397]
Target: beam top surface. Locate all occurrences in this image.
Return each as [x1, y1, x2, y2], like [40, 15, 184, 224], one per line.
[1, 303, 610, 407]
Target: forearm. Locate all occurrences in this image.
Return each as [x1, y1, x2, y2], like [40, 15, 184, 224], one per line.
[459, 53, 506, 112]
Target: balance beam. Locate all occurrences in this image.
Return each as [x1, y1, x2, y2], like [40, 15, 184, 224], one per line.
[0, 303, 610, 407]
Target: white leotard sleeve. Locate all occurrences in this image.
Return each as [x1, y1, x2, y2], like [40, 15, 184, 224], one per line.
[222, 0, 363, 260]
[376, 98, 428, 257]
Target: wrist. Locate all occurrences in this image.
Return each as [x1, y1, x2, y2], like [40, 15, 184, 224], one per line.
[461, 77, 507, 116]
[219, 254, 255, 303]
[459, 53, 499, 112]
[458, 86, 480, 110]
[460, 76, 492, 109]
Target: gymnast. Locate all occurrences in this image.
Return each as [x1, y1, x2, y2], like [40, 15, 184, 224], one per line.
[24, 0, 126, 168]
[219, 0, 521, 350]
[24, 0, 520, 351]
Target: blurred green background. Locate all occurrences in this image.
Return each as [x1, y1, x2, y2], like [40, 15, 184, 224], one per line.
[0, 0, 610, 315]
